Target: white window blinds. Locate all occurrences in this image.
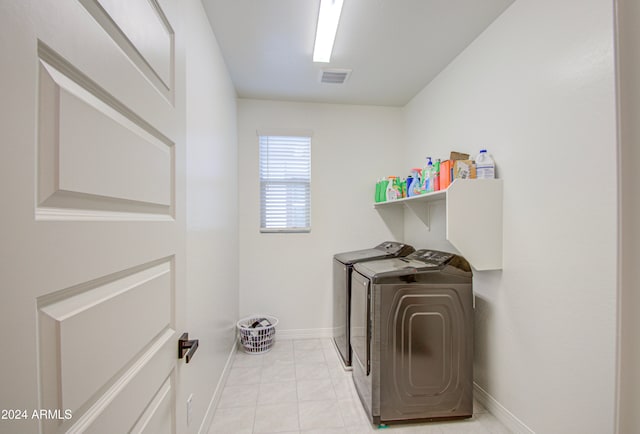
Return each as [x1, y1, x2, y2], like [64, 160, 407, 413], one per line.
[259, 135, 311, 232]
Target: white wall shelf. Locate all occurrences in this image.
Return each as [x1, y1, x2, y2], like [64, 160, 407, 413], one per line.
[374, 179, 503, 270]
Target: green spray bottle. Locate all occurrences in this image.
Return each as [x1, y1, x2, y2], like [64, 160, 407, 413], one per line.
[379, 178, 389, 202]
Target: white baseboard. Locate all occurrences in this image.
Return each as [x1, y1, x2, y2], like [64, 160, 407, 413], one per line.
[276, 327, 334, 340]
[474, 382, 535, 434]
[199, 340, 238, 434]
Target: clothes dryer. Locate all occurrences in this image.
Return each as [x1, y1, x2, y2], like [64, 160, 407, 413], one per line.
[350, 249, 473, 425]
[333, 242, 414, 368]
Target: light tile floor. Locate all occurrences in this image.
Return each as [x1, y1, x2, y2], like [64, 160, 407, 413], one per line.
[209, 338, 512, 434]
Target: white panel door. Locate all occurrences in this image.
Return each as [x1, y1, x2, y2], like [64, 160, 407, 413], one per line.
[0, 1, 186, 433]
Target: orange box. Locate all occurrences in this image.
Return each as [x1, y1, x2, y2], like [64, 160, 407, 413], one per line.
[440, 160, 452, 189]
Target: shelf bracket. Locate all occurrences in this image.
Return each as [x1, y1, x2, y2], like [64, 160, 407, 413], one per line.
[404, 200, 433, 230]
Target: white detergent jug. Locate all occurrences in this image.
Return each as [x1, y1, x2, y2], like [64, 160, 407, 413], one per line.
[475, 149, 495, 179]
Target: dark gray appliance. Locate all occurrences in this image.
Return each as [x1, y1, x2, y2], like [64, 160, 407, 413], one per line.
[350, 249, 473, 425]
[333, 242, 415, 368]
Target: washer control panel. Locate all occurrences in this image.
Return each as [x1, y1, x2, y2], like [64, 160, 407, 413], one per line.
[408, 249, 454, 266]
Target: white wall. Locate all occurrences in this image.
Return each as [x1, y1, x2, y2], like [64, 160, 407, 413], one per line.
[237, 99, 404, 335]
[402, 0, 618, 433]
[184, 1, 238, 432]
[616, 0, 640, 432]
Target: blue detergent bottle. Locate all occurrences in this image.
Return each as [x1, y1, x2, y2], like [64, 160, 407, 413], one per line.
[406, 175, 414, 197]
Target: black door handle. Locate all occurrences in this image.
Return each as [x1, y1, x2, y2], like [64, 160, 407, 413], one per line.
[178, 333, 199, 363]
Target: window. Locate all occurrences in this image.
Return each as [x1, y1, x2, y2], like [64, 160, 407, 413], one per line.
[259, 134, 311, 232]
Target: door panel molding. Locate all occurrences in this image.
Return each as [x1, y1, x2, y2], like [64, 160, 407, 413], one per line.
[36, 42, 175, 220]
[37, 258, 175, 432]
[130, 375, 174, 434]
[63, 330, 176, 434]
[78, 0, 175, 104]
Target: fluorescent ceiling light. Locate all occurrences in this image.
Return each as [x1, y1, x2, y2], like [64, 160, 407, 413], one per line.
[313, 0, 344, 63]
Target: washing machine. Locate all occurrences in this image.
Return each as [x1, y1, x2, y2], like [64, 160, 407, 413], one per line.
[333, 241, 415, 368]
[350, 249, 473, 425]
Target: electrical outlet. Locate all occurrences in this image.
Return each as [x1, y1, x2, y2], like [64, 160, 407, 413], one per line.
[187, 394, 193, 426]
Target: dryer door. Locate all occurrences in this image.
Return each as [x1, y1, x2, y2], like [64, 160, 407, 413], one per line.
[332, 258, 351, 366]
[350, 271, 370, 375]
[350, 270, 375, 421]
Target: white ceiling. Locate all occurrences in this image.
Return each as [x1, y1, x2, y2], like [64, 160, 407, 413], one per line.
[202, 0, 515, 107]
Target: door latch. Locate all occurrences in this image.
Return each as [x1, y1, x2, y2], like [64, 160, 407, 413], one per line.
[178, 333, 199, 363]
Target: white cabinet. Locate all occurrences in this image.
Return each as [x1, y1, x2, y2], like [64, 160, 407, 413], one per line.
[374, 179, 503, 270]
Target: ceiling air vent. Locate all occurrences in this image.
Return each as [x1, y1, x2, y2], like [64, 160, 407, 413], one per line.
[320, 68, 351, 84]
